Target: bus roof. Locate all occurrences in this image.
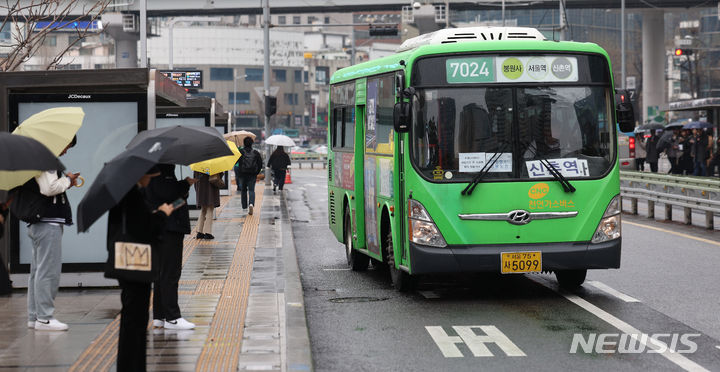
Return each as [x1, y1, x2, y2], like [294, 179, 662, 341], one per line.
[330, 31, 610, 85]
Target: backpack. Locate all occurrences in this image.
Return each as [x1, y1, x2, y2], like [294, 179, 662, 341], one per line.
[9, 178, 47, 223]
[239, 148, 259, 173]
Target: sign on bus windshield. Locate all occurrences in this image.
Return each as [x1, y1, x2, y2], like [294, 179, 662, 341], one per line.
[413, 53, 608, 87]
[445, 56, 578, 84]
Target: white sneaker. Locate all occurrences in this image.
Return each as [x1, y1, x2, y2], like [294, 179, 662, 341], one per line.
[28, 321, 35, 329]
[164, 318, 195, 330]
[34, 319, 68, 331]
[248, 204, 254, 215]
[152, 319, 165, 328]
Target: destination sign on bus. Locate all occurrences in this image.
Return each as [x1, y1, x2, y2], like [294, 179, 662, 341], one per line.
[160, 70, 203, 89]
[446, 56, 578, 84]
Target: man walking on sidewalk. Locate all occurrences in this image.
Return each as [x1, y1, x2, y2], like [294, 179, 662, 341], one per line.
[27, 137, 80, 331]
[237, 137, 263, 215]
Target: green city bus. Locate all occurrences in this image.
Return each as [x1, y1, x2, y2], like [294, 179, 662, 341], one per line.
[326, 27, 635, 291]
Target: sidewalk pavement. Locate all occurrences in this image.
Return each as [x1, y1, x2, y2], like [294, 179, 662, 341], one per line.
[0, 183, 313, 372]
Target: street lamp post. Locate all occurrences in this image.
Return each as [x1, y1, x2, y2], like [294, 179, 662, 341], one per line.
[233, 71, 247, 131]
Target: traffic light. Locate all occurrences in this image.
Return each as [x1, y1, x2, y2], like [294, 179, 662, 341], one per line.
[368, 25, 398, 36]
[264, 95, 277, 117]
[674, 48, 693, 56]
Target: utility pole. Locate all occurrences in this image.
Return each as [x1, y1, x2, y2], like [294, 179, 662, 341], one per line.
[263, 0, 271, 185]
[621, 0, 626, 88]
[140, 0, 147, 67]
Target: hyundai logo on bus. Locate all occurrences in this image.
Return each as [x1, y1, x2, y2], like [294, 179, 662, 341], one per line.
[507, 210, 531, 225]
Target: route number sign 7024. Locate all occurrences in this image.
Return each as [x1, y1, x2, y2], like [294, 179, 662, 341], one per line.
[446, 57, 495, 83]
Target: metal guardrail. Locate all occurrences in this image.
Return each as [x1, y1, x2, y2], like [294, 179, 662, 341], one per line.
[619, 171, 720, 229]
[290, 154, 327, 169]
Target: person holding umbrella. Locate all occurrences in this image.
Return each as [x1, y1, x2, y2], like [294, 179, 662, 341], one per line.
[109, 166, 174, 372]
[146, 164, 197, 330]
[194, 171, 220, 239]
[690, 128, 709, 176]
[267, 146, 291, 194]
[77, 137, 179, 372]
[25, 136, 80, 331]
[236, 137, 263, 215]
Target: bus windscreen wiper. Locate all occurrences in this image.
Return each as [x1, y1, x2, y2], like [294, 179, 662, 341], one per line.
[461, 141, 509, 196]
[525, 141, 576, 193]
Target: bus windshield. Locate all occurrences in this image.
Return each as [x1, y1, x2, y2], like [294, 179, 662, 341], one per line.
[411, 85, 615, 182]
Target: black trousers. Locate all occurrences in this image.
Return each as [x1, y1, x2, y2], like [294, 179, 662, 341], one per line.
[117, 279, 151, 372]
[153, 231, 184, 321]
[273, 169, 286, 190]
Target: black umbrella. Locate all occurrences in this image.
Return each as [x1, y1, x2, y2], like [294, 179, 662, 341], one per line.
[638, 122, 665, 131]
[126, 126, 232, 165]
[665, 122, 685, 130]
[0, 132, 65, 191]
[683, 121, 713, 129]
[76, 137, 176, 232]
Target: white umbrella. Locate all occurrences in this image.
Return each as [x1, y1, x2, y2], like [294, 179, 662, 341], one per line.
[266, 134, 295, 147]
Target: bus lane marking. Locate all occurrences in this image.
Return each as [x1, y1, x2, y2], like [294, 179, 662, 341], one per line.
[425, 325, 526, 358]
[530, 277, 710, 372]
[623, 221, 720, 247]
[588, 281, 640, 303]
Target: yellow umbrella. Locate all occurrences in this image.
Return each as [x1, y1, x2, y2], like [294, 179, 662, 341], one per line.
[12, 107, 85, 156]
[189, 140, 241, 175]
[224, 130, 256, 147]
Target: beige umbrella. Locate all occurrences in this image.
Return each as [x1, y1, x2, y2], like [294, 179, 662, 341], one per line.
[224, 130, 256, 147]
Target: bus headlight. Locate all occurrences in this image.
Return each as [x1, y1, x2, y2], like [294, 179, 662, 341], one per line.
[408, 199, 447, 247]
[591, 195, 621, 243]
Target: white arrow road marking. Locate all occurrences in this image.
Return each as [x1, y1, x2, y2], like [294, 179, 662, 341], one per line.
[426, 325, 526, 358]
[531, 277, 710, 372]
[588, 281, 640, 303]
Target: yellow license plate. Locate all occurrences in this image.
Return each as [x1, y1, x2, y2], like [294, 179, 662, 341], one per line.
[501, 251, 542, 274]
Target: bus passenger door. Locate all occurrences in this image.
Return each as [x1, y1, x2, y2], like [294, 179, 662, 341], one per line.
[362, 78, 380, 256]
[352, 79, 367, 252]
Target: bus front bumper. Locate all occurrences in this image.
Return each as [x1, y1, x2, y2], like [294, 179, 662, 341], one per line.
[408, 239, 621, 275]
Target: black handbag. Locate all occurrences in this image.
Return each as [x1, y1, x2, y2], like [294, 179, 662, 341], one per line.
[105, 204, 158, 282]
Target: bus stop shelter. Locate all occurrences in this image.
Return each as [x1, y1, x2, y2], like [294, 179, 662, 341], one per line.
[156, 96, 232, 204]
[662, 97, 720, 139]
[0, 68, 187, 286]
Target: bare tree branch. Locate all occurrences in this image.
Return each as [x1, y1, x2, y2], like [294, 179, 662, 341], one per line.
[0, 0, 111, 71]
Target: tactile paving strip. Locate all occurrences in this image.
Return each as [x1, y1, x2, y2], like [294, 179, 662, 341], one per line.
[69, 193, 242, 372]
[195, 190, 262, 371]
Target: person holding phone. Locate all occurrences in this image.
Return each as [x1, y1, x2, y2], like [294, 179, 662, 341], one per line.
[146, 164, 197, 330]
[27, 136, 80, 331]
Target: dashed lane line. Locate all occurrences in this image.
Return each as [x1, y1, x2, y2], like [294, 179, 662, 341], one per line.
[588, 281, 641, 303]
[623, 220, 720, 247]
[531, 277, 710, 372]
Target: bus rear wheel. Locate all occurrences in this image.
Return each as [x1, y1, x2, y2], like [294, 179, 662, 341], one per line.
[385, 228, 413, 292]
[555, 269, 587, 289]
[345, 209, 368, 271]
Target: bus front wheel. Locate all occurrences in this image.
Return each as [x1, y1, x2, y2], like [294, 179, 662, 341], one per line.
[385, 228, 413, 292]
[555, 269, 587, 289]
[345, 209, 368, 271]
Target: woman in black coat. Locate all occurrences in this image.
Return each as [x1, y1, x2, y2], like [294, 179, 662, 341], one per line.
[106, 167, 173, 372]
[267, 146, 291, 193]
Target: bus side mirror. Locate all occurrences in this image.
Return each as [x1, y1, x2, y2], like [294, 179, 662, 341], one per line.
[393, 102, 411, 133]
[615, 89, 635, 133]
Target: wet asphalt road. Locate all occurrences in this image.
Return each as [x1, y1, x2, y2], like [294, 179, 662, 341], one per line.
[286, 168, 720, 372]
